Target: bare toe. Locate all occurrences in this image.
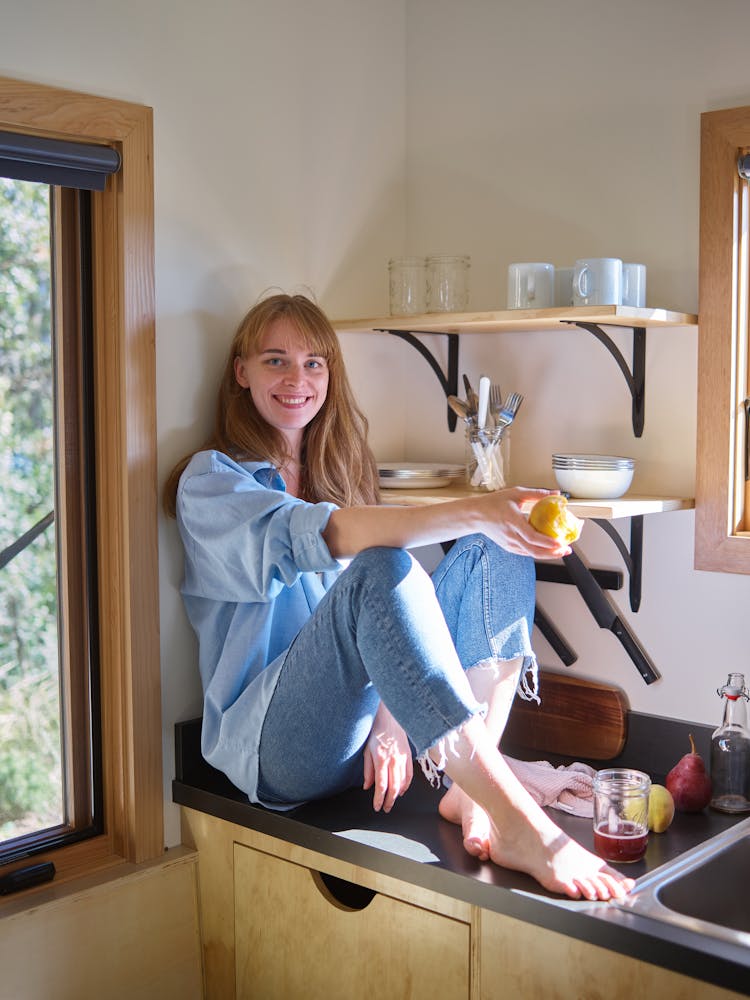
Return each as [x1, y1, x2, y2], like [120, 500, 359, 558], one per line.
[464, 832, 490, 861]
[439, 785, 492, 862]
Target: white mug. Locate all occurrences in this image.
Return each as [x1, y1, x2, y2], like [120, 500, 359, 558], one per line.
[507, 262, 555, 309]
[554, 266, 574, 307]
[622, 262, 647, 307]
[573, 258, 622, 306]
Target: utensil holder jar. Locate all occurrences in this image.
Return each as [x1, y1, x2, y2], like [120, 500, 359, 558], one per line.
[426, 255, 470, 313]
[465, 428, 510, 491]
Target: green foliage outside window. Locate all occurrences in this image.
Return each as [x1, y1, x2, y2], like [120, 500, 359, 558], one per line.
[0, 178, 63, 839]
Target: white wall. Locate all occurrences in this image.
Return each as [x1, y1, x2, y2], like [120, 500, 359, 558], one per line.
[3, 0, 750, 850]
[392, 0, 750, 733]
[1, 0, 407, 847]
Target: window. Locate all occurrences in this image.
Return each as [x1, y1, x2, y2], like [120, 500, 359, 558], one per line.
[1, 179, 66, 848]
[0, 76, 161, 889]
[695, 105, 750, 573]
[1, 180, 106, 860]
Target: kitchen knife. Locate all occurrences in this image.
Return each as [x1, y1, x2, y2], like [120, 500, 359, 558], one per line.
[533, 603, 577, 666]
[462, 373, 479, 414]
[563, 547, 660, 685]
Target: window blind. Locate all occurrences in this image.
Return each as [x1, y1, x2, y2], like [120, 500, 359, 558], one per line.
[0, 130, 120, 190]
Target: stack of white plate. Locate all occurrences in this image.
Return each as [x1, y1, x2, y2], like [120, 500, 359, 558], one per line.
[377, 462, 465, 489]
[552, 454, 635, 499]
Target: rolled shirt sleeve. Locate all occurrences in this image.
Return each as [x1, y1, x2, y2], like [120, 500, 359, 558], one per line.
[177, 450, 341, 602]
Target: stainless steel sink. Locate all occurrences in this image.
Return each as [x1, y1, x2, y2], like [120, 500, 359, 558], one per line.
[613, 815, 750, 947]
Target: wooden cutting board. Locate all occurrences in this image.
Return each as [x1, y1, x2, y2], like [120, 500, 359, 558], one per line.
[502, 669, 629, 760]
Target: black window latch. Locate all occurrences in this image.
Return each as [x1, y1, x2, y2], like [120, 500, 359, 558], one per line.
[0, 861, 55, 895]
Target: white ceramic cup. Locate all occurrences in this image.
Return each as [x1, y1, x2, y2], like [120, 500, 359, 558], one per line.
[573, 258, 622, 306]
[554, 266, 574, 307]
[622, 262, 647, 308]
[507, 262, 555, 309]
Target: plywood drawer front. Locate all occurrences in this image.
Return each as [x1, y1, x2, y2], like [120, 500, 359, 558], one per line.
[234, 842, 470, 1000]
[480, 908, 745, 1000]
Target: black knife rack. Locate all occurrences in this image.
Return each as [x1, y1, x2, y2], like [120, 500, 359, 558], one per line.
[532, 514, 650, 673]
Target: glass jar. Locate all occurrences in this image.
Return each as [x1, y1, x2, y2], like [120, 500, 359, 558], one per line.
[388, 257, 426, 316]
[592, 768, 650, 863]
[465, 427, 510, 491]
[426, 255, 470, 313]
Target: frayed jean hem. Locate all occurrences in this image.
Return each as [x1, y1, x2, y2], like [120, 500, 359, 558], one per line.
[415, 712, 480, 789]
[415, 652, 540, 790]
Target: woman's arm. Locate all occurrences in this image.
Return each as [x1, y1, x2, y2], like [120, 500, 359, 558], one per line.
[322, 486, 571, 560]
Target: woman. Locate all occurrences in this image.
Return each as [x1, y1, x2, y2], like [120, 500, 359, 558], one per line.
[164, 292, 633, 902]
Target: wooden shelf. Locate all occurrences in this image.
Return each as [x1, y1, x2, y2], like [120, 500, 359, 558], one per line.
[333, 305, 697, 335]
[380, 486, 694, 520]
[333, 306, 696, 437]
[342, 305, 695, 679]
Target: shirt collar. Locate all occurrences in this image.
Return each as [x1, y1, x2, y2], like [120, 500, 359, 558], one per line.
[240, 460, 286, 492]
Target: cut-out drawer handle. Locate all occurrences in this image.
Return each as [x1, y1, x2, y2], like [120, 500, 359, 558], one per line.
[311, 870, 377, 911]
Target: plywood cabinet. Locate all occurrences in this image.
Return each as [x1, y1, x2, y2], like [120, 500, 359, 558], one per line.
[181, 807, 745, 1000]
[479, 909, 745, 1000]
[182, 807, 474, 1000]
[234, 842, 470, 999]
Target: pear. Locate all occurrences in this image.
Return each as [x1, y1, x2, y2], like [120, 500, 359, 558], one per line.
[665, 734, 712, 813]
[648, 784, 675, 832]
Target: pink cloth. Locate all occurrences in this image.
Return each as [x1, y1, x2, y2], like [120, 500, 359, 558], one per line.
[504, 756, 596, 817]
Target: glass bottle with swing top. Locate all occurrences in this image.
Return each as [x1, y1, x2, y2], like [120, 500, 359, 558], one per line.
[710, 672, 750, 813]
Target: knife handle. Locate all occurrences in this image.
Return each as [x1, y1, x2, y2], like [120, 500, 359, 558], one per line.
[611, 617, 661, 685]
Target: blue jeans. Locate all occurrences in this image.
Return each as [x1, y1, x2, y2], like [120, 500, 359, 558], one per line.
[256, 534, 536, 806]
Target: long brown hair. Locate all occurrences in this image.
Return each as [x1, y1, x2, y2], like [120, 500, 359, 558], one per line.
[163, 293, 380, 516]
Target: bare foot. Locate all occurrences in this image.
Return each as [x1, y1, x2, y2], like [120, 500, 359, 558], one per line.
[436, 714, 634, 900]
[438, 783, 492, 861]
[486, 807, 634, 901]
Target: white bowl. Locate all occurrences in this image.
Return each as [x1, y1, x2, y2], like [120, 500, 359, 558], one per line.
[552, 453, 634, 470]
[553, 464, 634, 499]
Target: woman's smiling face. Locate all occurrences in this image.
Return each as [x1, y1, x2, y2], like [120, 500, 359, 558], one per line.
[234, 317, 329, 448]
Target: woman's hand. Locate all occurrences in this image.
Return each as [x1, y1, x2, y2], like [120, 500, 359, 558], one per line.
[478, 487, 576, 560]
[363, 701, 414, 812]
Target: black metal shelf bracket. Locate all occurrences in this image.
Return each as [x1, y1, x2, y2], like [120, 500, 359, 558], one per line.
[591, 514, 644, 613]
[378, 329, 460, 431]
[564, 322, 646, 437]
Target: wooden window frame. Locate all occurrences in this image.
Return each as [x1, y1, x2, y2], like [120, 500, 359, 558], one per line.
[696, 105, 750, 573]
[55, 188, 100, 841]
[0, 75, 162, 886]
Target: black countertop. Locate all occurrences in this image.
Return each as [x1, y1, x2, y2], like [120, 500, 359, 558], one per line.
[173, 713, 750, 996]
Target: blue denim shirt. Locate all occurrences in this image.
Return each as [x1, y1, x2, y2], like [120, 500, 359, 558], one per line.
[176, 449, 342, 804]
